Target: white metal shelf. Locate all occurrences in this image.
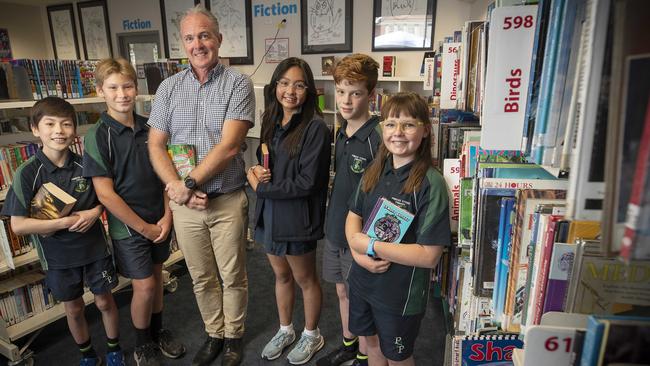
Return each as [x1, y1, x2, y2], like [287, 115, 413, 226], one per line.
[0, 95, 153, 110]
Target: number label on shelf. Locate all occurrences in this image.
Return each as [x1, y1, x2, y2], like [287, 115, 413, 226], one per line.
[480, 5, 538, 151]
[523, 325, 578, 365]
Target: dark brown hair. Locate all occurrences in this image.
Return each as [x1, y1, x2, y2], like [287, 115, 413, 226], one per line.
[333, 54, 380, 93]
[30, 96, 77, 130]
[362, 92, 433, 194]
[261, 57, 322, 158]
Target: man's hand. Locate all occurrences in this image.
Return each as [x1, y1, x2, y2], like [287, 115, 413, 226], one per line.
[165, 180, 193, 205]
[153, 210, 173, 243]
[68, 209, 100, 233]
[186, 191, 208, 211]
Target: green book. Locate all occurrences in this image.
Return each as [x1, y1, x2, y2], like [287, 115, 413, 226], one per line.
[167, 144, 196, 179]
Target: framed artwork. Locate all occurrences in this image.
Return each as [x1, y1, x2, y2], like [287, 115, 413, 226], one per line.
[265, 38, 289, 63]
[301, 0, 353, 54]
[77, 0, 112, 60]
[371, 0, 436, 51]
[205, 0, 254, 65]
[160, 0, 201, 59]
[47, 4, 80, 60]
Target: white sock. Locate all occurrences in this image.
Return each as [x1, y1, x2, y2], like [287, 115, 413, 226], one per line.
[303, 327, 320, 337]
[280, 323, 294, 333]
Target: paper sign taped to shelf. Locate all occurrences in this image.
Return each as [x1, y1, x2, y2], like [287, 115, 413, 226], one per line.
[423, 57, 435, 91]
[480, 5, 538, 151]
[440, 42, 461, 109]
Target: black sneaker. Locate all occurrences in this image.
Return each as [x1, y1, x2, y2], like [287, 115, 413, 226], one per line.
[316, 344, 358, 366]
[155, 328, 186, 359]
[222, 338, 243, 366]
[133, 343, 160, 366]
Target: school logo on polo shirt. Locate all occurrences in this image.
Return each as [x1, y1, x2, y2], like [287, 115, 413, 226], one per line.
[350, 154, 367, 173]
[72, 176, 89, 193]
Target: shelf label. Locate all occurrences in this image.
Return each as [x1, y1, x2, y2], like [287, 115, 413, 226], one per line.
[480, 5, 538, 151]
[440, 42, 461, 109]
[523, 325, 577, 366]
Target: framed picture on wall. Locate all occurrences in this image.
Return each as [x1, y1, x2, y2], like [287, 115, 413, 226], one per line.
[371, 0, 436, 51]
[265, 38, 289, 63]
[160, 0, 201, 59]
[205, 0, 254, 65]
[77, 0, 112, 60]
[47, 4, 80, 60]
[301, 0, 353, 54]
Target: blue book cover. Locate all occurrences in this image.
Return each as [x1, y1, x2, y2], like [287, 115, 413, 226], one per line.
[362, 197, 414, 243]
[460, 335, 523, 365]
[493, 197, 515, 325]
[530, 0, 566, 163]
[581, 315, 650, 366]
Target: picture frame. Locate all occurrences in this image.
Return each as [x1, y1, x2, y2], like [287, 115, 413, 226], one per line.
[160, 0, 201, 59]
[77, 0, 113, 60]
[205, 0, 254, 65]
[47, 4, 80, 60]
[301, 0, 353, 54]
[371, 0, 436, 52]
[265, 38, 289, 63]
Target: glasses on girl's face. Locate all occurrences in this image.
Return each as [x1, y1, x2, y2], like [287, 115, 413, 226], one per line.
[380, 119, 424, 134]
[277, 79, 308, 93]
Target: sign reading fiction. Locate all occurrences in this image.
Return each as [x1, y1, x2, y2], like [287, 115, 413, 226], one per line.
[253, 2, 297, 17]
[123, 18, 152, 30]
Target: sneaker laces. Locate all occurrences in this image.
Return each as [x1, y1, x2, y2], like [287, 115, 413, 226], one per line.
[140, 343, 158, 359]
[271, 331, 293, 347]
[295, 334, 315, 353]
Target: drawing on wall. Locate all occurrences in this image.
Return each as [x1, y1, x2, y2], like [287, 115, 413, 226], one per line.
[0, 28, 12, 59]
[265, 38, 289, 63]
[307, 0, 344, 46]
[160, 0, 198, 59]
[301, 0, 352, 54]
[207, 0, 253, 64]
[372, 0, 436, 51]
[47, 4, 80, 60]
[78, 1, 112, 60]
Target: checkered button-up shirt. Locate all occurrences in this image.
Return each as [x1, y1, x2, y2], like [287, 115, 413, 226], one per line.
[148, 63, 255, 194]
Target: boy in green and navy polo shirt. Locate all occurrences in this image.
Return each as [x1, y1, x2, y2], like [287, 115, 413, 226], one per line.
[82, 58, 185, 366]
[1, 97, 124, 366]
[318, 54, 381, 366]
[345, 93, 451, 364]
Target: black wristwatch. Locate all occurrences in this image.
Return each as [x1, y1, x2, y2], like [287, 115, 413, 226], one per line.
[184, 176, 197, 190]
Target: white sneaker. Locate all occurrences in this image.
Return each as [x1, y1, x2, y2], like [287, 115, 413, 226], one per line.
[287, 333, 325, 365]
[261, 329, 296, 360]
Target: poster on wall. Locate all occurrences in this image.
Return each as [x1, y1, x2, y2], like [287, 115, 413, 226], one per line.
[160, 0, 199, 59]
[0, 29, 12, 59]
[77, 0, 113, 60]
[207, 0, 253, 64]
[47, 4, 80, 60]
[265, 38, 289, 63]
[372, 0, 436, 51]
[301, 0, 352, 54]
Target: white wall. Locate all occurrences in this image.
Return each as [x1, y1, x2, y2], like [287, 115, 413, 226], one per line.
[2, 0, 494, 81]
[0, 2, 51, 59]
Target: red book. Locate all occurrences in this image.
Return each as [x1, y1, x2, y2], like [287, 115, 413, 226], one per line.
[533, 215, 563, 324]
[261, 143, 270, 169]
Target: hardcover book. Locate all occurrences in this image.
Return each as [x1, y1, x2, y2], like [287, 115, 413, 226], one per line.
[260, 143, 270, 169]
[321, 56, 335, 76]
[30, 182, 76, 220]
[382, 56, 396, 77]
[167, 144, 196, 179]
[362, 197, 414, 243]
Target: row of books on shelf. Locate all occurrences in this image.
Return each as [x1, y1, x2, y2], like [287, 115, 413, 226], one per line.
[0, 217, 35, 264]
[0, 59, 99, 101]
[0, 270, 53, 327]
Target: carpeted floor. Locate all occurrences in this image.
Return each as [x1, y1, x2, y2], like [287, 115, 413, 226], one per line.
[6, 238, 447, 365]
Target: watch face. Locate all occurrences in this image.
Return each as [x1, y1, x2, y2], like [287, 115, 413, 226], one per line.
[184, 177, 196, 189]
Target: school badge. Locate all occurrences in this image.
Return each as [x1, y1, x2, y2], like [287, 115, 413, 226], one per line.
[350, 154, 367, 173]
[72, 177, 89, 193]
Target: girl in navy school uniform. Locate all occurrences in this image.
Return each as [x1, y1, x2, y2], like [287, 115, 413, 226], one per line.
[246, 57, 332, 365]
[345, 92, 452, 366]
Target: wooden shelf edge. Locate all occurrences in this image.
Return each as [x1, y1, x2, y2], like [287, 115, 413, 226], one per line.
[0, 250, 39, 274]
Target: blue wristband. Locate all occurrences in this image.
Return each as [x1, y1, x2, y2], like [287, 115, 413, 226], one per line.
[366, 238, 377, 258]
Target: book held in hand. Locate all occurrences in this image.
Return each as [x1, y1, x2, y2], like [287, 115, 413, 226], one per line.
[167, 144, 196, 179]
[362, 197, 414, 243]
[261, 143, 270, 169]
[30, 182, 76, 219]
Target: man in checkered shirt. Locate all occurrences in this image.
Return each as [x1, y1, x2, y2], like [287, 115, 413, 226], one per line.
[147, 5, 254, 366]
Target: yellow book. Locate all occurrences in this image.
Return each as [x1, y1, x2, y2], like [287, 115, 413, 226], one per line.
[30, 182, 76, 219]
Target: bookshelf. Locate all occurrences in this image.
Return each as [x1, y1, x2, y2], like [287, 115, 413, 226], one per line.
[0, 92, 183, 364]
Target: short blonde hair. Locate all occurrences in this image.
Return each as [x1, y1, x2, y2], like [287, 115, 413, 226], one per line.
[95, 58, 137, 87]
